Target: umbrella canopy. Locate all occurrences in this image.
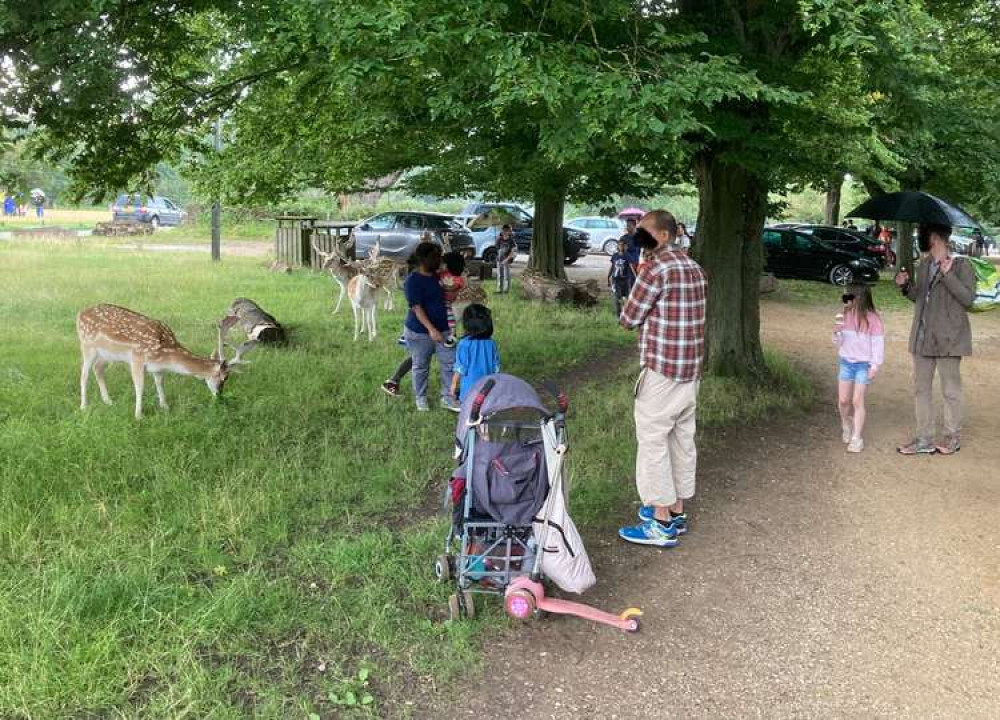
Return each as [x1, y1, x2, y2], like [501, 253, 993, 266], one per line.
[846, 191, 979, 229]
[617, 207, 646, 219]
[468, 208, 519, 230]
[29, 188, 45, 198]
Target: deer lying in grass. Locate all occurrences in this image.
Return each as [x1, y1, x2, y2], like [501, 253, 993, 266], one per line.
[347, 273, 378, 342]
[77, 305, 256, 419]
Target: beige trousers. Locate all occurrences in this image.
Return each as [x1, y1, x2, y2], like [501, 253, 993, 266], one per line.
[633, 368, 699, 508]
[912, 355, 962, 442]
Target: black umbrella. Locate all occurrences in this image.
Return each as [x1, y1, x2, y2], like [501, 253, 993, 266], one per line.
[846, 191, 979, 228]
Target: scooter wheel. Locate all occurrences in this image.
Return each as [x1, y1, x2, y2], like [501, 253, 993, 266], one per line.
[434, 554, 451, 583]
[625, 617, 641, 634]
[461, 590, 476, 620]
[504, 589, 536, 621]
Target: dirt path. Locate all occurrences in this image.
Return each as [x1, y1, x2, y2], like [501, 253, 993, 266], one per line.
[422, 300, 1000, 719]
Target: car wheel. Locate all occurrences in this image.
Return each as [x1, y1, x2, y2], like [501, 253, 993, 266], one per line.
[481, 247, 497, 265]
[150, 216, 160, 229]
[829, 264, 854, 286]
[602, 238, 619, 255]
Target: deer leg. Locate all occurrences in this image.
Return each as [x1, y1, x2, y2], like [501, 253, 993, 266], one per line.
[352, 302, 360, 341]
[80, 348, 97, 409]
[333, 280, 346, 314]
[369, 306, 377, 341]
[383, 287, 393, 311]
[152, 372, 169, 411]
[130, 356, 146, 419]
[93, 360, 113, 405]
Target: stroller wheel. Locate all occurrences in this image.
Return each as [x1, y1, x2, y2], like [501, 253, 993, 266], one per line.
[461, 590, 476, 619]
[434, 554, 452, 583]
[504, 588, 536, 621]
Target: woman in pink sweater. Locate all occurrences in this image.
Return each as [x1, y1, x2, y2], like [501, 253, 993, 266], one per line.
[833, 285, 885, 453]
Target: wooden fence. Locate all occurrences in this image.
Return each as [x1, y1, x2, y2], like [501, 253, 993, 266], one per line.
[274, 217, 357, 267]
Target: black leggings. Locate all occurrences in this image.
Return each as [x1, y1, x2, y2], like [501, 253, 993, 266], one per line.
[390, 356, 413, 383]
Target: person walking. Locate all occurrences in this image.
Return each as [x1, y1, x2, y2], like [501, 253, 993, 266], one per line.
[617, 210, 708, 547]
[620, 217, 640, 269]
[675, 222, 693, 252]
[608, 237, 637, 317]
[403, 242, 458, 412]
[895, 222, 977, 455]
[494, 224, 517, 293]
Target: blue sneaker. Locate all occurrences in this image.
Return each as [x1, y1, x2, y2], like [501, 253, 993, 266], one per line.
[618, 520, 679, 547]
[637, 506, 688, 535]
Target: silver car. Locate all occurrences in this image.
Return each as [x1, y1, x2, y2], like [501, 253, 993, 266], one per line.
[566, 216, 625, 255]
[352, 211, 475, 260]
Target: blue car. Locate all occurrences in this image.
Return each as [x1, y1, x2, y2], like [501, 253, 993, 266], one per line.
[112, 194, 187, 228]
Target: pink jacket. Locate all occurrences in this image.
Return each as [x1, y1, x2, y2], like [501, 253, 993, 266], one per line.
[834, 311, 885, 367]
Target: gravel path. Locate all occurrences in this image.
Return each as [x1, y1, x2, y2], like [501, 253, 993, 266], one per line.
[421, 299, 1000, 719]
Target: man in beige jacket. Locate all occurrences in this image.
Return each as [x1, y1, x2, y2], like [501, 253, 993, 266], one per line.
[895, 222, 977, 455]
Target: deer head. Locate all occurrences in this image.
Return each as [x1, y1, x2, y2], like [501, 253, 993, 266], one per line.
[208, 314, 257, 396]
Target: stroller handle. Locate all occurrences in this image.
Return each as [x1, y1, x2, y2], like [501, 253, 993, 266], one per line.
[470, 378, 496, 423]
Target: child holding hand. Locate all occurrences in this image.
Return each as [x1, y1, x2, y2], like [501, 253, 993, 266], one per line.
[450, 304, 501, 404]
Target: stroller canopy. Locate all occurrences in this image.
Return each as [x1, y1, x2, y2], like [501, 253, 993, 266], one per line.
[455, 374, 550, 441]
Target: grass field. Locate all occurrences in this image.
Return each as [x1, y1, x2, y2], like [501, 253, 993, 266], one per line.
[0, 208, 108, 231]
[0, 241, 811, 718]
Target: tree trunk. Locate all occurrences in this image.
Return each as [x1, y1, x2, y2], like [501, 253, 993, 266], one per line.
[824, 175, 843, 226]
[691, 153, 768, 379]
[229, 297, 285, 342]
[526, 183, 567, 281]
[897, 221, 916, 275]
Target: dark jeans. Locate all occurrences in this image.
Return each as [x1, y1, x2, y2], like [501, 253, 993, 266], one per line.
[404, 327, 456, 402]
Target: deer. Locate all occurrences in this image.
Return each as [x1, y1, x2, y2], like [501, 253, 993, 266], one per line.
[76, 304, 256, 419]
[360, 240, 403, 311]
[346, 273, 378, 342]
[312, 236, 362, 315]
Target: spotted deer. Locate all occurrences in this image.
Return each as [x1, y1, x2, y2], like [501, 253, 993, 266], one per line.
[361, 240, 403, 311]
[347, 273, 378, 342]
[312, 237, 362, 315]
[76, 304, 256, 419]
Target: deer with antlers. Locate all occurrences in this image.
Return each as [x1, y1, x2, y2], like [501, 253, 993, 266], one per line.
[312, 237, 361, 315]
[77, 304, 256, 419]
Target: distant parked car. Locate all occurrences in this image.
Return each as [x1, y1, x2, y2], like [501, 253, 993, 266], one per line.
[458, 202, 589, 265]
[761, 227, 880, 286]
[790, 224, 890, 267]
[566, 216, 625, 255]
[112, 194, 187, 228]
[351, 211, 475, 261]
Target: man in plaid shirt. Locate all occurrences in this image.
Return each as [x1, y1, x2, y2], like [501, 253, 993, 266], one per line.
[617, 210, 708, 547]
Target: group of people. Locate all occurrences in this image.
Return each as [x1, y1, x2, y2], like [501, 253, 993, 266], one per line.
[614, 213, 977, 549]
[2, 192, 44, 218]
[379, 210, 977, 550]
[608, 216, 693, 316]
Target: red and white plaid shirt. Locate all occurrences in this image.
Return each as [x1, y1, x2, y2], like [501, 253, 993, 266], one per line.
[620, 244, 707, 381]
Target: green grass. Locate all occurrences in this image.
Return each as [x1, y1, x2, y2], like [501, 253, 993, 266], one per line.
[0, 241, 811, 718]
[767, 276, 912, 311]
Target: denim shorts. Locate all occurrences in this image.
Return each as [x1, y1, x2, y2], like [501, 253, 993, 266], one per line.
[838, 357, 871, 385]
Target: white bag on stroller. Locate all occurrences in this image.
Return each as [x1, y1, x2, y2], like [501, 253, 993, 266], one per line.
[532, 422, 595, 594]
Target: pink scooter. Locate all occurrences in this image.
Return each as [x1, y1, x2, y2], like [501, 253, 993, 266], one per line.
[502, 388, 642, 634]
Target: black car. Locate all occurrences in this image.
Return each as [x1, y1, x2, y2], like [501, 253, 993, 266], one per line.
[460, 202, 589, 265]
[761, 227, 880, 286]
[789, 224, 889, 268]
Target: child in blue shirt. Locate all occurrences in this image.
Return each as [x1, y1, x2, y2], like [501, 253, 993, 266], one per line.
[450, 303, 501, 403]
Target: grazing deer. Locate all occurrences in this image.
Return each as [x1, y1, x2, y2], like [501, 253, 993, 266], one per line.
[312, 237, 361, 315]
[347, 273, 378, 342]
[77, 304, 256, 419]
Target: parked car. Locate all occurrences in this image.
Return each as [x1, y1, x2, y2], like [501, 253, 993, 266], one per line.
[790, 224, 890, 267]
[566, 216, 625, 255]
[458, 202, 589, 265]
[761, 227, 880, 286]
[351, 211, 475, 261]
[112, 194, 187, 228]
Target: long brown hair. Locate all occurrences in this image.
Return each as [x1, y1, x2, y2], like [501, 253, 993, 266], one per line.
[847, 283, 876, 331]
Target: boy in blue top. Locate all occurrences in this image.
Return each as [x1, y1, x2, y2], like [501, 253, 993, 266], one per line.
[450, 304, 501, 403]
[608, 236, 637, 317]
[404, 242, 457, 412]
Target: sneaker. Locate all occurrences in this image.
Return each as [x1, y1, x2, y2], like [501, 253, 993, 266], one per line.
[897, 439, 936, 455]
[618, 520, 680, 548]
[935, 435, 961, 455]
[440, 397, 460, 413]
[415, 397, 430, 412]
[381, 380, 400, 397]
[847, 437, 864, 453]
[637, 506, 687, 535]
[841, 422, 853, 444]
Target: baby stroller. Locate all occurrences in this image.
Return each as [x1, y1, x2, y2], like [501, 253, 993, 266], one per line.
[435, 374, 642, 633]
